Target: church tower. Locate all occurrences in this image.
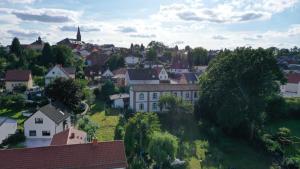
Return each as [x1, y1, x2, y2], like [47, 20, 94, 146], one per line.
[76, 26, 81, 41]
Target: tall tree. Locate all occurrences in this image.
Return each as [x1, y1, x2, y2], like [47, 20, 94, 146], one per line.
[53, 45, 74, 66]
[107, 54, 125, 71]
[10, 37, 22, 58]
[148, 131, 178, 169]
[146, 48, 157, 67]
[191, 47, 208, 66]
[197, 47, 285, 139]
[40, 43, 54, 66]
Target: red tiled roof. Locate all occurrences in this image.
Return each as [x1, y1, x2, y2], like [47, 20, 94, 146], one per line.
[287, 73, 300, 84]
[5, 70, 31, 82]
[0, 141, 127, 169]
[51, 127, 87, 146]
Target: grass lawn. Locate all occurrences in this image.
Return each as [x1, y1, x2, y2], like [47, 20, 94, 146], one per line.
[0, 108, 27, 130]
[88, 99, 120, 141]
[159, 114, 272, 169]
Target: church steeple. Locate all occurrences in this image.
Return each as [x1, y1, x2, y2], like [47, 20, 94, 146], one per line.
[76, 26, 81, 41]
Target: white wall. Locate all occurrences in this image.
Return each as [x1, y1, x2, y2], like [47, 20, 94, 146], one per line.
[0, 120, 17, 144]
[45, 66, 70, 85]
[281, 82, 300, 97]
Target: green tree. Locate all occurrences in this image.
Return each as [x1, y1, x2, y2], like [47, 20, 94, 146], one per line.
[107, 54, 125, 71]
[191, 47, 208, 66]
[53, 45, 74, 66]
[101, 80, 116, 102]
[10, 37, 22, 58]
[124, 113, 161, 168]
[148, 131, 178, 169]
[77, 116, 99, 141]
[45, 78, 83, 112]
[40, 43, 54, 66]
[146, 48, 157, 67]
[197, 47, 285, 139]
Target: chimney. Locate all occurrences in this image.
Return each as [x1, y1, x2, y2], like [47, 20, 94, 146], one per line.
[92, 139, 98, 145]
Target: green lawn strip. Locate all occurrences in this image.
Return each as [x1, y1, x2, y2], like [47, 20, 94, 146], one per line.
[89, 111, 120, 141]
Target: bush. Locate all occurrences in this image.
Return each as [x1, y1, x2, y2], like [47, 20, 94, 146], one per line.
[1, 130, 25, 146]
[0, 93, 25, 109]
[285, 98, 300, 118]
[266, 96, 287, 120]
[13, 85, 27, 93]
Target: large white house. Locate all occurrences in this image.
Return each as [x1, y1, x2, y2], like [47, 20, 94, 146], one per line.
[281, 73, 300, 97]
[24, 102, 71, 139]
[0, 117, 17, 144]
[129, 84, 199, 112]
[45, 65, 76, 85]
[125, 68, 170, 86]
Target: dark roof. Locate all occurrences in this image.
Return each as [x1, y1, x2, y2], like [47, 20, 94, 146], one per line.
[287, 73, 300, 84]
[63, 67, 76, 75]
[0, 141, 128, 169]
[39, 102, 71, 124]
[127, 68, 159, 80]
[171, 56, 188, 69]
[5, 70, 31, 81]
[51, 127, 87, 146]
[86, 52, 110, 66]
[183, 73, 198, 84]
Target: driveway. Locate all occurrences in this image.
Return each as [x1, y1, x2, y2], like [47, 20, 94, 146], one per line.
[22, 138, 51, 148]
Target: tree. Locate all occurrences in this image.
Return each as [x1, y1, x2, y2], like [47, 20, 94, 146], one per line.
[101, 80, 116, 102]
[146, 48, 157, 67]
[10, 37, 22, 58]
[148, 131, 178, 169]
[52, 45, 74, 66]
[124, 113, 161, 168]
[190, 47, 208, 66]
[45, 78, 83, 112]
[77, 116, 99, 141]
[107, 54, 125, 71]
[197, 47, 285, 139]
[40, 43, 54, 66]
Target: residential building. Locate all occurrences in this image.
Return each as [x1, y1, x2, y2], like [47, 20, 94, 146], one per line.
[125, 55, 140, 66]
[24, 102, 72, 139]
[0, 141, 128, 169]
[102, 68, 114, 79]
[5, 70, 33, 91]
[281, 73, 300, 97]
[109, 93, 130, 108]
[125, 68, 160, 85]
[170, 56, 189, 73]
[130, 84, 199, 112]
[0, 117, 17, 144]
[50, 127, 87, 146]
[45, 65, 76, 85]
[112, 68, 127, 87]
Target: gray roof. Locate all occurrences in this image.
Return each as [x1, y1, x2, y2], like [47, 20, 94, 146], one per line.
[131, 84, 199, 92]
[39, 102, 71, 124]
[127, 69, 159, 80]
[63, 67, 76, 75]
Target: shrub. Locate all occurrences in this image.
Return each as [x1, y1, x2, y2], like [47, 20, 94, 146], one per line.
[0, 93, 25, 109]
[1, 130, 25, 146]
[285, 98, 300, 118]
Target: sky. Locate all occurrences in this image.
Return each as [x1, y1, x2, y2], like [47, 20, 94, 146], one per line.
[0, 0, 299, 49]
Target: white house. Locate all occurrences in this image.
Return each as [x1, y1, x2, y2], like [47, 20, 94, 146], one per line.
[109, 93, 130, 108]
[125, 55, 140, 66]
[0, 117, 17, 144]
[102, 68, 114, 78]
[125, 68, 160, 86]
[130, 84, 199, 112]
[24, 102, 71, 139]
[45, 65, 76, 85]
[154, 67, 169, 81]
[281, 73, 300, 97]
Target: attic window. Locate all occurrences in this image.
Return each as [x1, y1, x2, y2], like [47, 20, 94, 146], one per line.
[59, 111, 65, 115]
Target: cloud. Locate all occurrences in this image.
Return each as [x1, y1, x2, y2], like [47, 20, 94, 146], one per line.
[0, 8, 79, 23]
[7, 29, 39, 38]
[212, 35, 228, 40]
[5, 0, 37, 4]
[129, 34, 156, 38]
[116, 26, 137, 33]
[60, 25, 100, 32]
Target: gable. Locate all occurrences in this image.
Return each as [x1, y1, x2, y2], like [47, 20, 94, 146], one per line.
[25, 111, 55, 126]
[46, 66, 69, 78]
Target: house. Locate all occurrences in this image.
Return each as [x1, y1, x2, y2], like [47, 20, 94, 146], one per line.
[130, 84, 199, 112]
[170, 56, 189, 73]
[102, 68, 114, 79]
[29, 37, 45, 51]
[125, 55, 140, 66]
[154, 67, 169, 81]
[125, 68, 160, 85]
[0, 117, 17, 144]
[45, 65, 76, 85]
[112, 68, 127, 87]
[109, 94, 130, 108]
[50, 127, 87, 146]
[5, 70, 33, 91]
[281, 73, 300, 97]
[24, 102, 72, 139]
[0, 140, 128, 169]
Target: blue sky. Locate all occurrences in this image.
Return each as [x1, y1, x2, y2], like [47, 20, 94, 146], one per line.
[0, 0, 299, 49]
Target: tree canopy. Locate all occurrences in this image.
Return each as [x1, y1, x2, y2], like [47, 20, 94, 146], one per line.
[197, 47, 285, 139]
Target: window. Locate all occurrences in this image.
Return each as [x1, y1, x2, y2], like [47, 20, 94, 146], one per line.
[152, 103, 158, 110]
[42, 131, 51, 136]
[153, 93, 158, 100]
[35, 118, 43, 124]
[194, 92, 198, 98]
[186, 92, 190, 98]
[139, 93, 144, 100]
[139, 103, 144, 111]
[29, 130, 36, 136]
[173, 92, 177, 97]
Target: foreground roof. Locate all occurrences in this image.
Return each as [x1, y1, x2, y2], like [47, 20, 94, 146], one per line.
[50, 127, 87, 146]
[39, 102, 71, 124]
[5, 70, 31, 81]
[0, 141, 127, 169]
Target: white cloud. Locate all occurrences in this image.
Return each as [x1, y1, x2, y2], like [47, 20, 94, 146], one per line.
[5, 0, 37, 4]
